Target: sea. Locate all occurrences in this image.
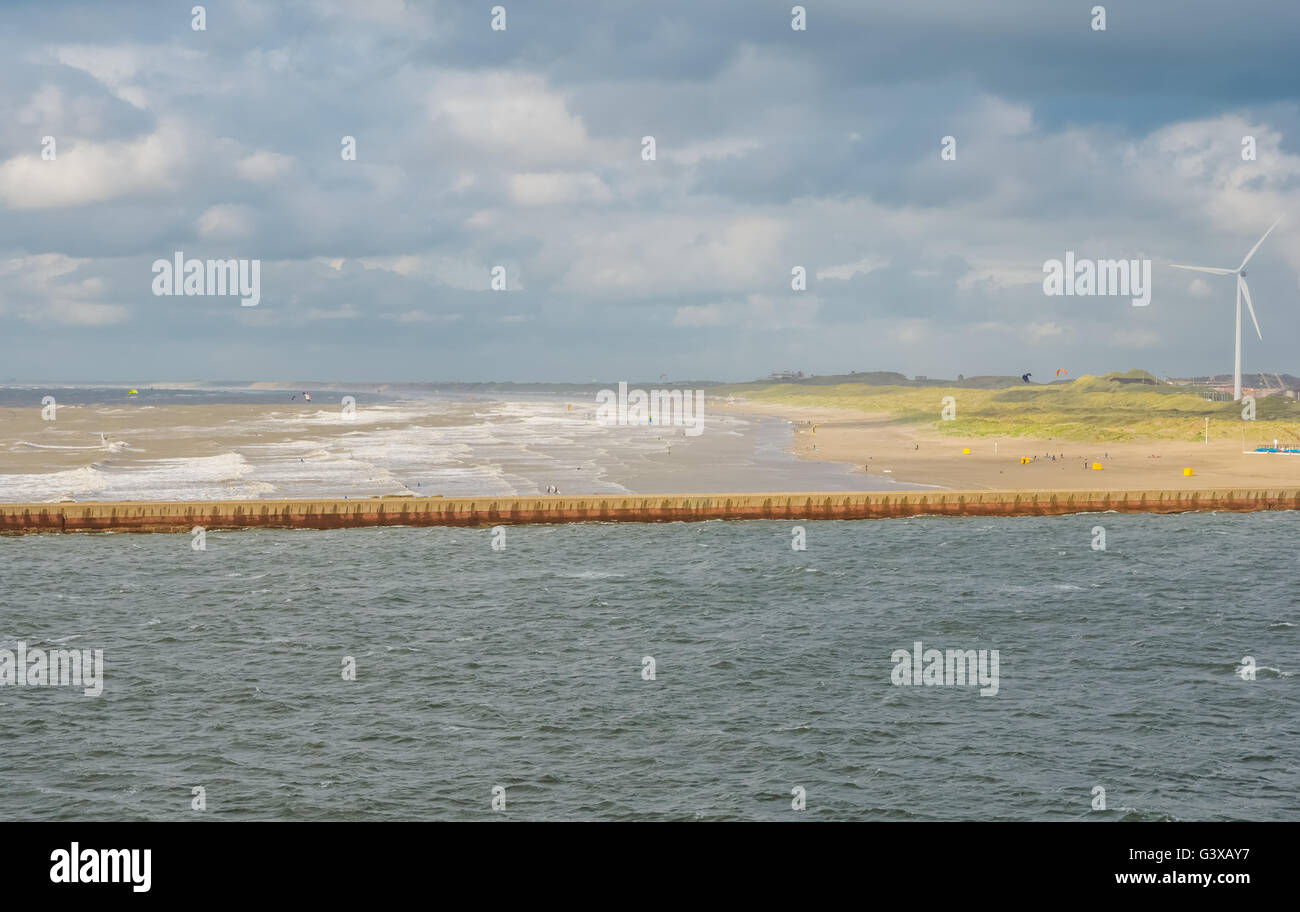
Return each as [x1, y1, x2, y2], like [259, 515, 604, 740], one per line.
[0, 510, 1295, 820]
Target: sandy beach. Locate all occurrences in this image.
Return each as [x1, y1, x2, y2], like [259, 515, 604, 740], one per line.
[0, 391, 907, 502]
[6, 388, 1299, 502]
[723, 399, 1300, 491]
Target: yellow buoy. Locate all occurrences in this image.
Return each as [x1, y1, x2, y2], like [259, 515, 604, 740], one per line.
[127, 389, 138, 396]
[1183, 467, 1194, 476]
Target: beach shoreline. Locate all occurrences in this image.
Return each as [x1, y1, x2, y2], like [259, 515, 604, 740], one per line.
[0, 391, 919, 503]
[720, 398, 1300, 491]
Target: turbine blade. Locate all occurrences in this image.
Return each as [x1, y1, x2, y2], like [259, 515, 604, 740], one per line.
[1239, 276, 1262, 340]
[1238, 216, 1282, 271]
[1168, 264, 1235, 275]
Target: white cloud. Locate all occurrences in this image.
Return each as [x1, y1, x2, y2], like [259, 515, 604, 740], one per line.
[0, 254, 127, 325]
[236, 150, 294, 182]
[428, 72, 605, 168]
[0, 126, 184, 209]
[560, 215, 787, 295]
[895, 319, 934, 344]
[510, 172, 612, 206]
[18, 84, 64, 125]
[957, 262, 1043, 290]
[356, 254, 427, 277]
[672, 295, 819, 330]
[667, 137, 763, 166]
[302, 0, 432, 30]
[817, 256, 888, 281]
[197, 204, 254, 240]
[51, 44, 204, 110]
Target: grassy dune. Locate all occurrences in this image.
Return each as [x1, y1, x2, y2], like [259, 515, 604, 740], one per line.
[722, 375, 1300, 443]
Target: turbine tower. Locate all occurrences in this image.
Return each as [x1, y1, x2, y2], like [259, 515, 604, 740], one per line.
[1170, 217, 1281, 401]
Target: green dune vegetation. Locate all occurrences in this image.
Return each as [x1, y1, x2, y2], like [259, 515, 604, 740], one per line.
[719, 371, 1300, 443]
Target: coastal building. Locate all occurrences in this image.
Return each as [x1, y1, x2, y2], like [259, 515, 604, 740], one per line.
[1169, 373, 1300, 399]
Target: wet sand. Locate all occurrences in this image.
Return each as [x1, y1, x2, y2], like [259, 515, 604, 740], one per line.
[0, 398, 909, 502]
[0, 402, 377, 472]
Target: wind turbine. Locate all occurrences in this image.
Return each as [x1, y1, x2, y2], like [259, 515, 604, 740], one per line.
[1170, 217, 1281, 400]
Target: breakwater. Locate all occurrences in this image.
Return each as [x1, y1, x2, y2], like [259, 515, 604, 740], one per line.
[2, 488, 1299, 533]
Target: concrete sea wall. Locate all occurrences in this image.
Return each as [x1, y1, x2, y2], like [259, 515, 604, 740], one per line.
[2, 488, 1299, 534]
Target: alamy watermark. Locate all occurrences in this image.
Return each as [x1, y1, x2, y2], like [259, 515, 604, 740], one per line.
[596, 381, 705, 436]
[1042, 253, 1151, 306]
[890, 641, 999, 695]
[152, 251, 261, 306]
[50, 844, 150, 892]
[0, 641, 103, 696]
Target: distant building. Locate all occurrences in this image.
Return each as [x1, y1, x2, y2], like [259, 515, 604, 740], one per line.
[766, 370, 804, 381]
[1170, 373, 1300, 398]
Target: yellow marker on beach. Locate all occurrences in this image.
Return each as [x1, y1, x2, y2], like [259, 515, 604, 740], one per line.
[1184, 467, 1195, 476]
[1020, 457, 1031, 464]
[962, 447, 970, 455]
[1091, 462, 1102, 470]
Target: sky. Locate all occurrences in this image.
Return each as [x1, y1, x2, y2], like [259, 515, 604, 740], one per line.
[2, 0, 1300, 383]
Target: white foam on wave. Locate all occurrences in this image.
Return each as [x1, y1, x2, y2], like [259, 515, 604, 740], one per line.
[13, 439, 142, 454]
[14, 441, 103, 450]
[0, 452, 265, 502]
[1, 395, 720, 502]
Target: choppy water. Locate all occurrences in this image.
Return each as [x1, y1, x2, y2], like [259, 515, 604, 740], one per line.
[1, 511, 1296, 821]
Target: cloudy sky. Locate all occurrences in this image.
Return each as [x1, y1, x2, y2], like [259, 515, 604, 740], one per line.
[2, 0, 1299, 383]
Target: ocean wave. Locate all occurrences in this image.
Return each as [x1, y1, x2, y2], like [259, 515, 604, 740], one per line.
[0, 452, 257, 502]
[13, 439, 142, 454]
